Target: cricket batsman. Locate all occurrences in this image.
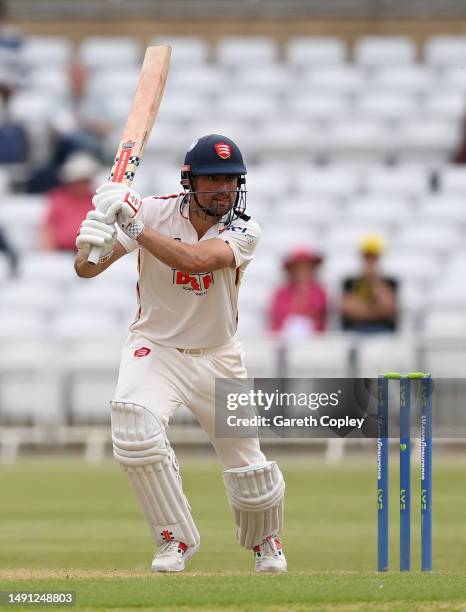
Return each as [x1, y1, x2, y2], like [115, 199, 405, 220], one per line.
[74, 134, 286, 573]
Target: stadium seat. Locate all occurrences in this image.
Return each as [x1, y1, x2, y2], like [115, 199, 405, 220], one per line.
[168, 66, 228, 96]
[0, 196, 45, 251]
[357, 335, 416, 376]
[22, 36, 73, 68]
[302, 65, 366, 94]
[346, 195, 413, 228]
[254, 121, 318, 162]
[0, 311, 48, 340]
[371, 65, 435, 95]
[354, 36, 416, 68]
[215, 37, 278, 68]
[2, 280, 63, 317]
[423, 310, 466, 335]
[79, 37, 142, 70]
[10, 92, 58, 125]
[285, 37, 347, 68]
[286, 91, 350, 124]
[0, 339, 63, 425]
[438, 66, 466, 94]
[64, 283, 136, 319]
[424, 35, 466, 69]
[382, 251, 441, 286]
[239, 337, 282, 377]
[394, 222, 462, 257]
[325, 119, 390, 164]
[293, 165, 362, 200]
[86, 67, 141, 99]
[279, 197, 341, 230]
[421, 195, 466, 225]
[150, 36, 209, 68]
[422, 91, 466, 122]
[362, 165, 431, 198]
[28, 68, 71, 99]
[157, 92, 211, 125]
[234, 65, 292, 95]
[285, 334, 351, 377]
[429, 282, 466, 309]
[19, 252, 75, 284]
[395, 119, 460, 164]
[354, 92, 418, 123]
[53, 311, 123, 340]
[437, 166, 466, 194]
[325, 222, 391, 254]
[215, 92, 280, 123]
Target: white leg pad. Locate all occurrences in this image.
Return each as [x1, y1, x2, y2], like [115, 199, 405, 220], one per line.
[223, 461, 285, 549]
[111, 400, 200, 548]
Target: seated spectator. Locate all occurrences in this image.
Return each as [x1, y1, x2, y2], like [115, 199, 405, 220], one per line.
[269, 245, 327, 338]
[39, 152, 99, 251]
[340, 234, 398, 334]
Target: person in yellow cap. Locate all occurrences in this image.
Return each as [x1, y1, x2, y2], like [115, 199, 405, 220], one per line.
[340, 233, 398, 333]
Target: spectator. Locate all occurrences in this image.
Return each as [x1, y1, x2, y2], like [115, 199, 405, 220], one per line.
[0, 1, 28, 165]
[39, 152, 99, 251]
[269, 245, 327, 338]
[340, 234, 398, 333]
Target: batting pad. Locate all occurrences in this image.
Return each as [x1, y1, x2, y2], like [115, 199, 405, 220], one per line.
[223, 461, 285, 549]
[111, 401, 200, 548]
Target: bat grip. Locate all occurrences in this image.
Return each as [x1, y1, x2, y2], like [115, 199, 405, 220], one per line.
[88, 245, 102, 265]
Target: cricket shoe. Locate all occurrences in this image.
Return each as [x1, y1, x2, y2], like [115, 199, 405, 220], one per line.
[254, 535, 287, 573]
[151, 541, 198, 573]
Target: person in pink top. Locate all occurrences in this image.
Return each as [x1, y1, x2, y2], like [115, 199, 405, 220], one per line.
[39, 152, 99, 251]
[269, 246, 327, 338]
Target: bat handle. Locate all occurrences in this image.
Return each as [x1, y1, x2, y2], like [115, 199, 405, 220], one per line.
[88, 245, 102, 265]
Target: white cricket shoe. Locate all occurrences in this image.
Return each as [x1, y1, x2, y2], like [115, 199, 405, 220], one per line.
[151, 541, 198, 573]
[254, 535, 287, 573]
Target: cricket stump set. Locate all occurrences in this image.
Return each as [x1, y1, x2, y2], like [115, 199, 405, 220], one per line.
[377, 372, 433, 572]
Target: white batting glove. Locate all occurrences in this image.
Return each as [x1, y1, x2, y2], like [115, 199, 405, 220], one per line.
[92, 182, 144, 240]
[76, 210, 117, 262]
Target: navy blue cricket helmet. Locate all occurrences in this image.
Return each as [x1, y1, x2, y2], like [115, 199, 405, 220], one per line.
[181, 134, 247, 224]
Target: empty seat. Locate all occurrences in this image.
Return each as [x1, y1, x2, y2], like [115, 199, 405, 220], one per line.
[216, 37, 278, 68]
[10, 93, 59, 124]
[354, 92, 418, 123]
[294, 165, 362, 200]
[0, 311, 47, 340]
[395, 119, 459, 164]
[438, 166, 466, 194]
[235, 65, 292, 95]
[303, 65, 366, 94]
[438, 67, 466, 94]
[325, 119, 390, 164]
[285, 37, 347, 68]
[2, 280, 63, 316]
[382, 251, 441, 285]
[28, 68, 70, 98]
[394, 222, 462, 256]
[362, 165, 431, 198]
[168, 66, 228, 96]
[150, 36, 208, 68]
[53, 311, 122, 340]
[0, 196, 45, 251]
[371, 65, 435, 95]
[422, 92, 466, 122]
[421, 195, 466, 225]
[285, 334, 351, 377]
[357, 335, 416, 377]
[19, 252, 75, 284]
[79, 37, 142, 70]
[424, 36, 466, 69]
[86, 67, 141, 99]
[346, 195, 412, 227]
[429, 282, 466, 309]
[354, 36, 416, 68]
[423, 310, 466, 335]
[239, 337, 282, 377]
[216, 92, 279, 123]
[286, 91, 349, 123]
[22, 36, 73, 68]
[157, 92, 211, 124]
[325, 223, 391, 253]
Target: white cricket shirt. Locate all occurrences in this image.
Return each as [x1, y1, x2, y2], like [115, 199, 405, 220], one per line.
[116, 193, 261, 349]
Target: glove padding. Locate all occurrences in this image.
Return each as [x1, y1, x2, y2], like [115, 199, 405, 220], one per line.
[92, 182, 144, 239]
[76, 210, 117, 259]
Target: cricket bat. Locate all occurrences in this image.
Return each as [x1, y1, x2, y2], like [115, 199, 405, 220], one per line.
[88, 45, 171, 264]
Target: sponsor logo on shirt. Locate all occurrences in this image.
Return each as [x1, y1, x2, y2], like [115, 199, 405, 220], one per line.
[173, 270, 214, 296]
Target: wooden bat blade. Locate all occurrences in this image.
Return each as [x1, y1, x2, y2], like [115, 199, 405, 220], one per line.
[88, 45, 171, 264]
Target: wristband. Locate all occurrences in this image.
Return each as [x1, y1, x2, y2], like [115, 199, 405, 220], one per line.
[98, 249, 114, 264]
[122, 221, 145, 240]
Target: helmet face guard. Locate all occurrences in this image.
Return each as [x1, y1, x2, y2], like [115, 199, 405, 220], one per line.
[180, 134, 247, 226]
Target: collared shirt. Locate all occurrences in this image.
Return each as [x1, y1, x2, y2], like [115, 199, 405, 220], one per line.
[116, 193, 261, 349]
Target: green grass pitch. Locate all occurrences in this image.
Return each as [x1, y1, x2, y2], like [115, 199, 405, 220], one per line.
[0, 455, 465, 610]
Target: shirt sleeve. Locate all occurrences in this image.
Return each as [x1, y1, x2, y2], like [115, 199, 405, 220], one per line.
[218, 217, 261, 268]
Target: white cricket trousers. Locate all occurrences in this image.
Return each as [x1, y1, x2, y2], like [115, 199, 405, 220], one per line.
[114, 333, 266, 469]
